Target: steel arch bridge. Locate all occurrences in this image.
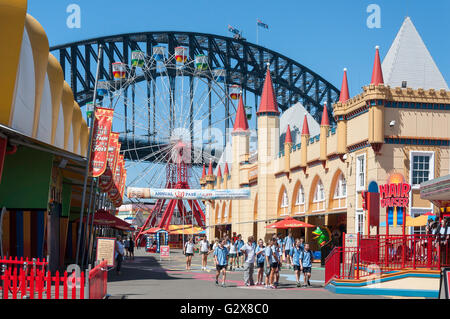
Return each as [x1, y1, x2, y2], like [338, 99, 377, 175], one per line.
[50, 31, 340, 162]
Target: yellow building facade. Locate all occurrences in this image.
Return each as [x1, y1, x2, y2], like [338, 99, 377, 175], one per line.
[204, 19, 450, 248]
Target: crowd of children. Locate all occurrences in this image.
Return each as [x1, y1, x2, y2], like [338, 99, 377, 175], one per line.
[184, 231, 316, 288]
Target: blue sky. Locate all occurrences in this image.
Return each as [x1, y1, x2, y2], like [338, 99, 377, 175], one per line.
[28, 0, 450, 95]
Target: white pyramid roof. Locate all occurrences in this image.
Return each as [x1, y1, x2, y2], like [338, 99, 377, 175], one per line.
[382, 17, 448, 90]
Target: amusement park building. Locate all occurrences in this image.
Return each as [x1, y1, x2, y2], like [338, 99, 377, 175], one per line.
[0, 0, 111, 271]
[203, 17, 450, 248]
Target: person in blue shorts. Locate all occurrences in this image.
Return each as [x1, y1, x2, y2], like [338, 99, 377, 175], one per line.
[236, 234, 245, 269]
[290, 239, 304, 287]
[254, 239, 265, 285]
[214, 239, 229, 287]
[283, 231, 295, 269]
[264, 240, 272, 288]
[300, 243, 314, 287]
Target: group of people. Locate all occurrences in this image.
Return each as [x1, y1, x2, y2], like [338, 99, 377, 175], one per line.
[115, 235, 135, 275]
[183, 231, 315, 288]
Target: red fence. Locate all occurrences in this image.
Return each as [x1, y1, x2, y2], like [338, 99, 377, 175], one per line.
[325, 234, 450, 284]
[0, 257, 108, 299]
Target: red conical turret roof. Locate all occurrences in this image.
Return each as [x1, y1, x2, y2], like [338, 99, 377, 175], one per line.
[370, 46, 384, 85]
[257, 66, 280, 115]
[201, 164, 206, 178]
[321, 102, 330, 126]
[339, 68, 350, 102]
[207, 160, 213, 176]
[233, 95, 249, 132]
[217, 166, 222, 178]
[224, 163, 229, 175]
[285, 124, 293, 144]
[301, 115, 310, 135]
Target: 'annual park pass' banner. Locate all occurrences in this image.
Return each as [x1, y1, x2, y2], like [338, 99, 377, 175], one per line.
[127, 187, 251, 200]
[89, 107, 114, 177]
[99, 132, 120, 192]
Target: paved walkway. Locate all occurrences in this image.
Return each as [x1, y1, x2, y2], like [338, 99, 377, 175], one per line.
[107, 248, 386, 299]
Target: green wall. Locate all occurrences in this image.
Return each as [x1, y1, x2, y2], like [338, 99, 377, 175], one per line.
[0, 146, 53, 209]
[61, 181, 72, 217]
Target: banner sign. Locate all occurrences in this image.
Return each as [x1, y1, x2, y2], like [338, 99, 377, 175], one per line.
[127, 187, 251, 200]
[160, 245, 170, 258]
[89, 107, 114, 177]
[379, 182, 411, 208]
[99, 132, 120, 192]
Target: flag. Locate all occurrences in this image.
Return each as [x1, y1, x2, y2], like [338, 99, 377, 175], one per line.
[257, 19, 269, 29]
[228, 25, 240, 35]
[89, 107, 114, 177]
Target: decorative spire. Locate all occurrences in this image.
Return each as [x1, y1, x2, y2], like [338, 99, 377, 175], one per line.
[201, 164, 206, 179]
[257, 66, 280, 115]
[370, 46, 384, 85]
[285, 124, 293, 144]
[233, 95, 249, 132]
[207, 160, 213, 176]
[339, 68, 350, 102]
[224, 163, 229, 175]
[217, 166, 222, 178]
[321, 102, 330, 126]
[301, 115, 310, 135]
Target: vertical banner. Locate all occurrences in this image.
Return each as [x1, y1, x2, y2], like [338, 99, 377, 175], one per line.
[108, 155, 123, 202]
[99, 132, 120, 192]
[89, 107, 114, 177]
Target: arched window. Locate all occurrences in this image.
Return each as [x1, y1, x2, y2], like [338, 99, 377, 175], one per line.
[334, 174, 347, 199]
[281, 189, 289, 208]
[313, 180, 325, 202]
[295, 186, 305, 205]
[312, 179, 325, 212]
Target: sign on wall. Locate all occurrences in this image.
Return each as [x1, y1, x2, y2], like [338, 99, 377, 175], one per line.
[95, 237, 116, 267]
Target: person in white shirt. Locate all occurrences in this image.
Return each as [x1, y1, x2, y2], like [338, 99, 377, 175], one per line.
[228, 239, 238, 271]
[184, 237, 195, 270]
[240, 236, 256, 286]
[115, 235, 125, 275]
[199, 235, 210, 271]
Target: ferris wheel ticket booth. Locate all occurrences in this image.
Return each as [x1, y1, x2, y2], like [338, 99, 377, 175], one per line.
[143, 228, 169, 253]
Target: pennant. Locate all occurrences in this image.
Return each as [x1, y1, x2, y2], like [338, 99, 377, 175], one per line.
[89, 107, 114, 177]
[99, 132, 120, 192]
[257, 19, 269, 29]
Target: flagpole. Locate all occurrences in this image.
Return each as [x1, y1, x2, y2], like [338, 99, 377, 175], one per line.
[256, 20, 258, 46]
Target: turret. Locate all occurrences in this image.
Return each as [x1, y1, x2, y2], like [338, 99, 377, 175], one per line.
[320, 102, 330, 162]
[368, 46, 385, 153]
[223, 163, 229, 189]
[300, 115, 310, 169]
[284, 124, 293, 173]
[336, 68, 349, 155]
[206, 160, 215, 189]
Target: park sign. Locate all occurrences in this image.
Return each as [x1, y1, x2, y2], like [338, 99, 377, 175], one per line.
[379, 183, 411, 208]
[89, 107, 114, 177]
[127, 187, 251, 200]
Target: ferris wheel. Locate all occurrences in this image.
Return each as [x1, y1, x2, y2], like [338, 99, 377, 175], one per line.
[93, 46, 241, 227]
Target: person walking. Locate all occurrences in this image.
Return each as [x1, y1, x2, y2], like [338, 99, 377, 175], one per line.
[228, 238, 238, 271]
[255, 239, 266, 285]
[124, 237, 130, 259]
[184, 237, 195, 270]
[236, 234, 245, 269]
[300, 243, 314, 287]
[214, 238, 229, 287]
[283, 231, 295, 269]
[240, 236, 256, 286]
[290, 239, 304, 287]
[128, 236, 135, 260]
[264, 240, 272, 288]
[199, 235, 210, 271]
[115, 235, 125, 275]
[269, 238, 281, 289]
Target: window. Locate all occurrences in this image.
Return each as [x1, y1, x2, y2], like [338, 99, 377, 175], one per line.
[295, 186, 305, 205]
[411, 152, 433, 187]
[334, 174, 347, 199]
[281, 189, 289, 208]
[313, 181, 325, 202]
[356, 210, 365, 235]
[356, 154, 366, 191]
